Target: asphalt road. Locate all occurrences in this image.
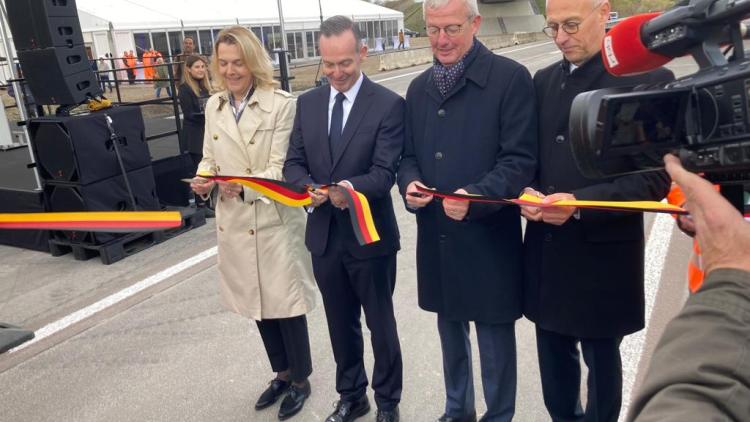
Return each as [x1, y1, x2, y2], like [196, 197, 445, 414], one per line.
[0, 40, 699, 422]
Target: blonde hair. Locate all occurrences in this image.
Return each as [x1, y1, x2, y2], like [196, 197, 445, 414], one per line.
[211, 26, 277, 91]
[181, 54, 212, 97]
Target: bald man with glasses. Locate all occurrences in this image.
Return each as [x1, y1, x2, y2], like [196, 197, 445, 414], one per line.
[519, 0, 673, 421]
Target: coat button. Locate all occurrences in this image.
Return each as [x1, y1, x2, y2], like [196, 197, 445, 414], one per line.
[218, 226, 224, 232]
[248, 229, 255, 235]
[437, 109, 446, 117]
[249, 139, 255, 145]
[245, 168, 251, 174]
[544, 233, 552, 242]
[216, 166, 221, 172]
[555, 135, 565, 144]
[548, 185, 556, 193]
[212, 134, 218, 140]
[435, 152, 443, 160]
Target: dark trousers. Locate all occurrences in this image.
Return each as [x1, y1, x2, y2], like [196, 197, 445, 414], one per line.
[311, 224, 402, 411]
[535, 326, 623, 422]
[100, 75, 113, 92]
[438, 316, 517, 422]
[256, 315, 312, 383]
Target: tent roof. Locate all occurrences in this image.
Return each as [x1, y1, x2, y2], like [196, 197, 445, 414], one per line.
[76, 0, 403, 31]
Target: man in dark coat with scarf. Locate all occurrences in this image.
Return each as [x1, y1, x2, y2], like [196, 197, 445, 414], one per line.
[397, 0, 537, 420]
[520, 0, 673, 421]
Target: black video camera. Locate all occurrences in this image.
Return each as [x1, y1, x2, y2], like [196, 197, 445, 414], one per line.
[570, 0, 750, 185]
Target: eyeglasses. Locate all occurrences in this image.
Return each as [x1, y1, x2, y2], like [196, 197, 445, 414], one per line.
[426, 17, 472, 38]
[542, 5, 600, 38]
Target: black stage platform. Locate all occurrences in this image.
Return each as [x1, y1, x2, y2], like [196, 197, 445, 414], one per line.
[0, 115, 185, 252]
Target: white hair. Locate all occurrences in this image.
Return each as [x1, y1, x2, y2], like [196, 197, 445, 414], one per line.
[423, 0, 480, 19]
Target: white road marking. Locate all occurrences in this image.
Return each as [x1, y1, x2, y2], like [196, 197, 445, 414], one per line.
[495, 41, 555, 55]
[373, 69, 427, 83]
[9, 246, 218, 353]
[619, 213, 674, 420]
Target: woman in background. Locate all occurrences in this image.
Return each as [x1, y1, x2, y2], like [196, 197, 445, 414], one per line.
[190, 26, 316, 420]
[178, 55, 211, 174]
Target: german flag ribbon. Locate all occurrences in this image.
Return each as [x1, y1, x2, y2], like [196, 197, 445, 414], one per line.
[0, 211, 182, 232]
[339, 186, 380, 245]
[415, 186, 687, 215]
[208, 175, 312, 207]
[197, 175, 380, 245]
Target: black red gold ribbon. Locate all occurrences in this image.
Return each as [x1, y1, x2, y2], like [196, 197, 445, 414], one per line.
[339, 186, 380, 245]
[197, 175, 380, 245]
[0, 211, 182, 232]
[415, 186, 688, 215]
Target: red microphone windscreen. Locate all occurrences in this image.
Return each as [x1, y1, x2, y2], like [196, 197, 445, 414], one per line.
[602, 12, 672, 76]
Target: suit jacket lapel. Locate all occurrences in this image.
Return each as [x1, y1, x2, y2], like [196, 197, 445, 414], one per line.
[331, 76, 374, 170]
[318, 85, 334, 172]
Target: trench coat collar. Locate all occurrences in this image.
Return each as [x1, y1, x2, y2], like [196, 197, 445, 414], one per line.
[215, 86, 275, 148]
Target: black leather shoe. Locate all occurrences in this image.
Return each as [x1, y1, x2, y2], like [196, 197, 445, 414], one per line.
[325, 395, 370, 422]
[376, 406, 399, 422]
[278, 380, 311, 420]
[255, 379, 289, 410]
[437, 412, 477, 422]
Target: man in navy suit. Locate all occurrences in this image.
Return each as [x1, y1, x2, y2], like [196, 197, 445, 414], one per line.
[283, 15, 404, 422]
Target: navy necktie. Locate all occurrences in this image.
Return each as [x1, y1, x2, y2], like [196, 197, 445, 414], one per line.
[329, 92, 346, 158]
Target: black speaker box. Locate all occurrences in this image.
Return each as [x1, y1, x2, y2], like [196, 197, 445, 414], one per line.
[45, 165, 161, 244]
[29, 107, 152, 185]
[152, 154, 193, 207]
[18, 46, 101, 105]
[6, 0, 81, 51]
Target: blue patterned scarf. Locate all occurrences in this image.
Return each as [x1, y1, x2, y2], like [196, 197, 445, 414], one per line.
[432, 40, 478, 97]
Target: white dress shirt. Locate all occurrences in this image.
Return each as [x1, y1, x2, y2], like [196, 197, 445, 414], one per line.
[327, 72, 364, 135]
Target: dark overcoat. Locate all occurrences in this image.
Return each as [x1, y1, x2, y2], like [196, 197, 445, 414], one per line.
[524, 54, 673, 338]
[397, 41, 538, 323]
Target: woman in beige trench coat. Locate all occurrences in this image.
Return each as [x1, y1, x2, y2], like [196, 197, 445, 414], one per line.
[190, 26, 316, 421]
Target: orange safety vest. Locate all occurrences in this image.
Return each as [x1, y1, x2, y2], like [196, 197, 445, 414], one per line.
[667, 183, 724, 293]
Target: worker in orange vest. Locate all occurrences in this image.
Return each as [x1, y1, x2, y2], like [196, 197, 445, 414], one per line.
[667, 183, 750, 293]
[667, 184, 705, 293]
[143, 49, 153, 81]
[125, 50, 136, 84]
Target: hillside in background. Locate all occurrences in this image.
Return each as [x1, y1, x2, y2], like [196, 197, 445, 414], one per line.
[536, 0, 676, 18]
[382, 0, 425, 34]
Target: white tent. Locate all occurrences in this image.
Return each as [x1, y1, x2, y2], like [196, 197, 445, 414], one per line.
[76, 0, 402, 31]
[75, 0, 403, 60]
[0, 0, 403, 82]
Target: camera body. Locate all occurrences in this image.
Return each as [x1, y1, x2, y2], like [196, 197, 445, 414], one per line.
[570, 0, 750, 184]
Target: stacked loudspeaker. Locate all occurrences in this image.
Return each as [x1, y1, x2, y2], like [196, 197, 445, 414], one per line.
[28, 107, 160, 245]
[6, 0, 102, 104]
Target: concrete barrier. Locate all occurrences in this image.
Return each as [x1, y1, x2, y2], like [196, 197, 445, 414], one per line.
[379, 32, 548, 71]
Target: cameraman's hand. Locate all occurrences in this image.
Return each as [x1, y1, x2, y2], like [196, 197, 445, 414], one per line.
[664, 154, 750, 274]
